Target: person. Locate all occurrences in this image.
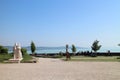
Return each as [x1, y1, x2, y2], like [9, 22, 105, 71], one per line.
[66, 51, 71, 60]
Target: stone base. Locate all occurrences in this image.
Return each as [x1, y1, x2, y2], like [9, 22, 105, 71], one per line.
[9, 58, 23, 63]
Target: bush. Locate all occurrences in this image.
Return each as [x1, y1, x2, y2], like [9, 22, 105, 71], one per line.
[1, 48, 8, 54]
[0, 45, 8, 54]
[21, 48, 27, 55]
[0, 54, 12, 62]
[90, 53, 97, 57]
[21, 48, 32, 62]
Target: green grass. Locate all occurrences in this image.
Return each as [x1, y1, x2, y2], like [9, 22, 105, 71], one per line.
[0, 54, 12, 63]
[0, 53, 33, 63]
[61, 56, 120, 62]
[21, 53, 33, 63]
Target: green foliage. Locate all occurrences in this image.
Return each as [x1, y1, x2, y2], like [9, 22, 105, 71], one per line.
[21, 48, 32, 62]
[21, 48, 27, 55]
[0, 45, 8, 54]
[31, 41, 36, 54]
[91, 40, 101, 52]
[0, 46, 32, 63]
[21, 53, 32, 62]
[0, 54, 12, 62]
[0, 45, 2, 51]
[71, 44, 77, 53]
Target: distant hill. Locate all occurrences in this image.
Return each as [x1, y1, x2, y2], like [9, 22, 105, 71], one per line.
[4, 46, 13, 51]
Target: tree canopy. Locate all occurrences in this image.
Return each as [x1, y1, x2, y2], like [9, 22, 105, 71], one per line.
[30, 41, 36, 54]
[71, 44, 77, 53]
[0, 45, 8, 54]
[91, 40, 101, 52]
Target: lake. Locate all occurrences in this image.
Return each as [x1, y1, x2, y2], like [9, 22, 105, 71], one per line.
[8, 46, 120, 54]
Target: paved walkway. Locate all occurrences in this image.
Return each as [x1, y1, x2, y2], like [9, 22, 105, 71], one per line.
[0, 58, 120, 80]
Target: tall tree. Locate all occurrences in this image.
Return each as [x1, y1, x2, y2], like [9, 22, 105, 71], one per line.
[31, 41, 36, 54]
[91, 40, 101, 52]
[71, 44, 77, 55]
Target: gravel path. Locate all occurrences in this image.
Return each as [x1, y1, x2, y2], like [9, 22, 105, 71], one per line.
[0, 58, 120, 80]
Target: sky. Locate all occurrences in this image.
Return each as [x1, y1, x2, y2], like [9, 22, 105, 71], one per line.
[0, 0, 120, 47]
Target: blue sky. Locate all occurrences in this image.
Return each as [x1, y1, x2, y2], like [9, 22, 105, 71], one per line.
[0, 0, 120, 47]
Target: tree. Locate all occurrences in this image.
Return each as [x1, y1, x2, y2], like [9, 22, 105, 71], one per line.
[0, 45, 8, 54]
[31, 41, 36, 54]
[71, 44, 77, 55]
[1, 48, 8, 54]
[91, 40, 101, 52]
[0, 45, 3, 53]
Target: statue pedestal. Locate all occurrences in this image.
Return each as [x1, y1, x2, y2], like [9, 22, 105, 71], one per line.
[9, 58, 23, 63]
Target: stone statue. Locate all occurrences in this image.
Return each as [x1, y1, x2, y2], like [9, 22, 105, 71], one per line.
[13, 43, 23, 60]
[9, 43, 23, 63]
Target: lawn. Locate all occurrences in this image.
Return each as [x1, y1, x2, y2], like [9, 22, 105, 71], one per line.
[61, 56, 120, 62]
[21, 53, 33, 63]
[0, 54, 12, 63]
[0, 53, 33, 63]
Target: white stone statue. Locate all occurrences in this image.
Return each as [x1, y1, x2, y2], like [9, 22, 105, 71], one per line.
[13, 43, 23, 60]
[9, 43, 23, 63]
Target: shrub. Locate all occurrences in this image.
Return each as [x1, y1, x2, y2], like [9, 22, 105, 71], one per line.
[1, 48, 8, 54]
[21, 48, 27, 55]
[0, 45, 8, 54]
[90, 53, 97, 57]
[0, 54, 12, 62]
[21, 48, 32, 62]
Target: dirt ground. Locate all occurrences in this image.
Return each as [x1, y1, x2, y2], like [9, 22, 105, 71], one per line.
[0, 58, 120, 80]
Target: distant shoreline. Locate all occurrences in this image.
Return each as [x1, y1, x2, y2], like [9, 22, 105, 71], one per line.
[29, 52, 120, 57]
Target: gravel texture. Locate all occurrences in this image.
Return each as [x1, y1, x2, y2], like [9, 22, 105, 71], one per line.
[0, 58, 120, 80]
